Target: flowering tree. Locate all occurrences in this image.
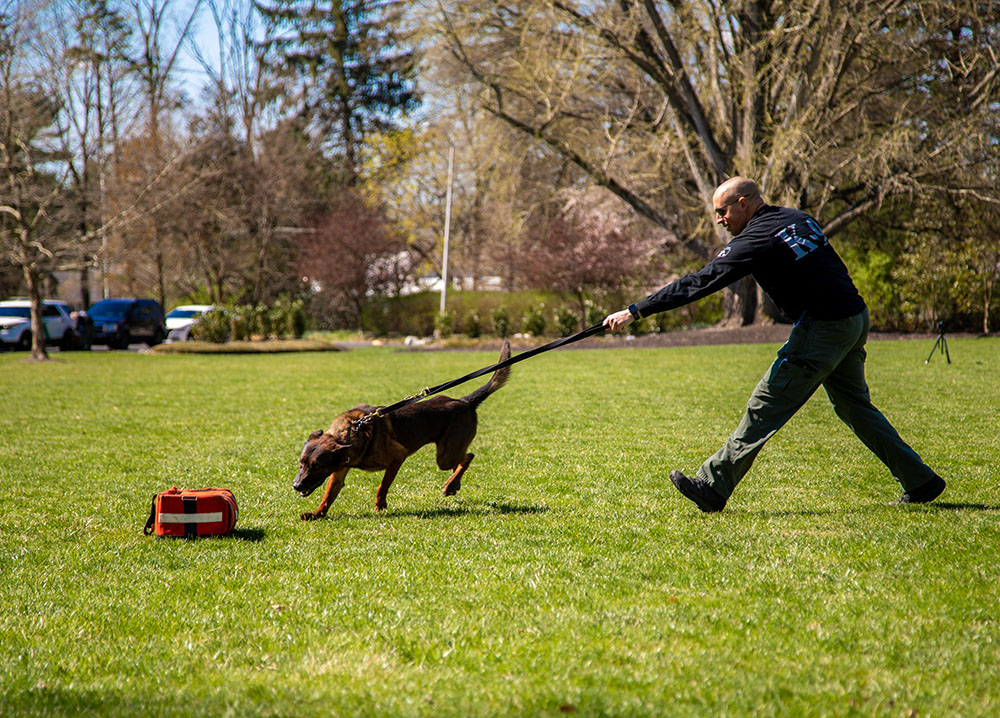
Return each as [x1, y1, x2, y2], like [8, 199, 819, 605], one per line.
[296, 191, 406, 330]
[520, 188, 668, 328]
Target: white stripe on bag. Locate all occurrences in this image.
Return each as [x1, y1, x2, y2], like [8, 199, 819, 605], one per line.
[158, 512, 224, 524]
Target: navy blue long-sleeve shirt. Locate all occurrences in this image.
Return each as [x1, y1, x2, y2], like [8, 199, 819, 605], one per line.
[634, 205, 865, 322]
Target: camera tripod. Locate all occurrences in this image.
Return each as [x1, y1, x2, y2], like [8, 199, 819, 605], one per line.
[925, 321, 951, 364]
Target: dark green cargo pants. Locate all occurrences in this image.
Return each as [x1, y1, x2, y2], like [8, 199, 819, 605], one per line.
[698, 308, 938, 500]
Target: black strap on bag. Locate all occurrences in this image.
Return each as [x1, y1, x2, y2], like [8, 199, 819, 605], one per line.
[143, 494, 157, 536]
[183, 495, 199, 537]
[354, 322, 607, 429]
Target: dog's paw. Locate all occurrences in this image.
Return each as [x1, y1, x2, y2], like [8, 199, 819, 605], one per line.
[374, 501, 387, 512]
[300, 511, 325, 521]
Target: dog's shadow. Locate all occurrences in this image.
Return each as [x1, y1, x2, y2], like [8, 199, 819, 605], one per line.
[339, 500, 549, 521]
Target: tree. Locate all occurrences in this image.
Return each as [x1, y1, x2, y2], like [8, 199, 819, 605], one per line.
[108, 127, 195, 299]
[519, 186, 668, 328]
[123, 0, 199, 308]
[296, 189, 405, 330]
[255, 0, 420, 185]
[165, 110, 326, 306]
[192, 0, 328, 305]
[361, 80, 595, 295]
[888, 199, 999, 333]
[51, 0, 136, 308]
[427, 0, 999, 325]
[0, 4, 76, 360]
[1, 0, 206, 360]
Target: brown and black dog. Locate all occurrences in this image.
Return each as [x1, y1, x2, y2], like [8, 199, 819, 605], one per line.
[293, 341, 511, 519]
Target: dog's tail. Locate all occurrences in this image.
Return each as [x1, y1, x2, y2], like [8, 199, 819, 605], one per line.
[462, 340, 511, 409]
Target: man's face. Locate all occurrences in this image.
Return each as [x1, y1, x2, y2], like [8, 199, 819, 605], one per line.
[713, 194, 752, 235]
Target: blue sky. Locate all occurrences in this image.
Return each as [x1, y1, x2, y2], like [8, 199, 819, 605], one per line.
[175, 0, 226, 104]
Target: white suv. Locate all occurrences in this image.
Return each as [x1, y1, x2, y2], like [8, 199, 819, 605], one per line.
[0, 298, 77, 351]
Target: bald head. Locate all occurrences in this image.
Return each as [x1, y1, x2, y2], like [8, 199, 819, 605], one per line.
[712, 177, 765, 235]
[714, 177, 760, 205]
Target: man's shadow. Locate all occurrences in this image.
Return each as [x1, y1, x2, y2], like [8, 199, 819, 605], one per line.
[931, 502, 1000, 511]
[747, 502, 1000, 518]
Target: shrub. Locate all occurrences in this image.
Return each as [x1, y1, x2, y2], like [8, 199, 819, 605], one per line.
[434, 310, 456, 338]
[289, 299, 307, 338]
[349, 290, 560, 338]
[492, 305, 511, 338]
[256, 305, 274, 339]
[269, 298, 306, 339]
[521, 304, 547, 336]
[230, 305, 255, 341]
[555, 306, 578, 336]
[464, 312, 482, 338]
[185, 301, 307, 344]
[628, 317, 655, 336]
[585, 300, 606, 328]
[191, 308, 231, 343]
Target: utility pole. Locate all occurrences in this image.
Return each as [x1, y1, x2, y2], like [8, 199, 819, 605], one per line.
[437, 145, 454, 335]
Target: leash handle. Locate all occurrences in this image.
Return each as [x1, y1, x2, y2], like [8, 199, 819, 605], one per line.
[357, 322, 607, 425]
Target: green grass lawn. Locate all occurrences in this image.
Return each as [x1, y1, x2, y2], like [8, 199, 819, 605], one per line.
[1, 336, 998, 717]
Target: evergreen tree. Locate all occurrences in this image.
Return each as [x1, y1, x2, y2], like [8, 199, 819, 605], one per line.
[255, 0, 419, 185]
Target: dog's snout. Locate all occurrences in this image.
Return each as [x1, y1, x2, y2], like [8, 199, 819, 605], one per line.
[292, 473, 313, 497]
[293, 458, 324, 497]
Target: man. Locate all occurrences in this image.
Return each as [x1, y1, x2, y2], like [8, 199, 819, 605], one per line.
[603, 177, 945, 512]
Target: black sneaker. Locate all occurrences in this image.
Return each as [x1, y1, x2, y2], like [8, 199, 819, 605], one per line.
[669, 470, 727, 513]
[890, 475, 946, 505]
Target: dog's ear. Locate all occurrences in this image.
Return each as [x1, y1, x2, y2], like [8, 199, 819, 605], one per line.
[308, 429, 324, 441]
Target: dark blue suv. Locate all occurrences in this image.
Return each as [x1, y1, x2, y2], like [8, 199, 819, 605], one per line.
[87, 298, 167, 349]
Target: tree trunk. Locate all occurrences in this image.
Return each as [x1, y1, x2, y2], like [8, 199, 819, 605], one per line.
[155, 240, 165, 310]
[719, 276, 758, 327]
[759, 286, 793, 324]
[80, 266, 92, 309]
[252, 217, 272, 306]
[23, 263, 49, 361]
[984, 273, 993, 335]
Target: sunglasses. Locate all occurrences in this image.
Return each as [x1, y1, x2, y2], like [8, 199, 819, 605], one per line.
[715, 198, 741, 216]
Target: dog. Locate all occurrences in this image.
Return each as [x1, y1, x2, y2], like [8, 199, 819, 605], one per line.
[293, 340, 511, 519]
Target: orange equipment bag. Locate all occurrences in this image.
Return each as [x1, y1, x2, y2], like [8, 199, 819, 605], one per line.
[143, 487, 238, 538]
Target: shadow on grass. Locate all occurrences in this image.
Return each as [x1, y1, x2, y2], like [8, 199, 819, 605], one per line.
[742, 509, 837, 518]
[728, 506, 844, 519]
[156, 528, 267, 541]
[486, 500, 550, 515]
[4, 687, 244, 717]
[229, 527, 267, 542]
[400, 501, 550, 520]
[330, 501, 550, 521]
[746, 502, 1000, 518]
[929, 502, 1000, 512]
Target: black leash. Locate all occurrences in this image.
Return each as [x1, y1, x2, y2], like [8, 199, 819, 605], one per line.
[354, 322, 608, 427]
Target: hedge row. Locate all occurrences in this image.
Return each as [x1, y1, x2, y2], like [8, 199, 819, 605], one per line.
[357, 291, 723, 338]
[191, 300, 307, 343]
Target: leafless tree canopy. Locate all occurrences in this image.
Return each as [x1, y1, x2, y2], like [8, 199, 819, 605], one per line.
[424, 0, 999, 323]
